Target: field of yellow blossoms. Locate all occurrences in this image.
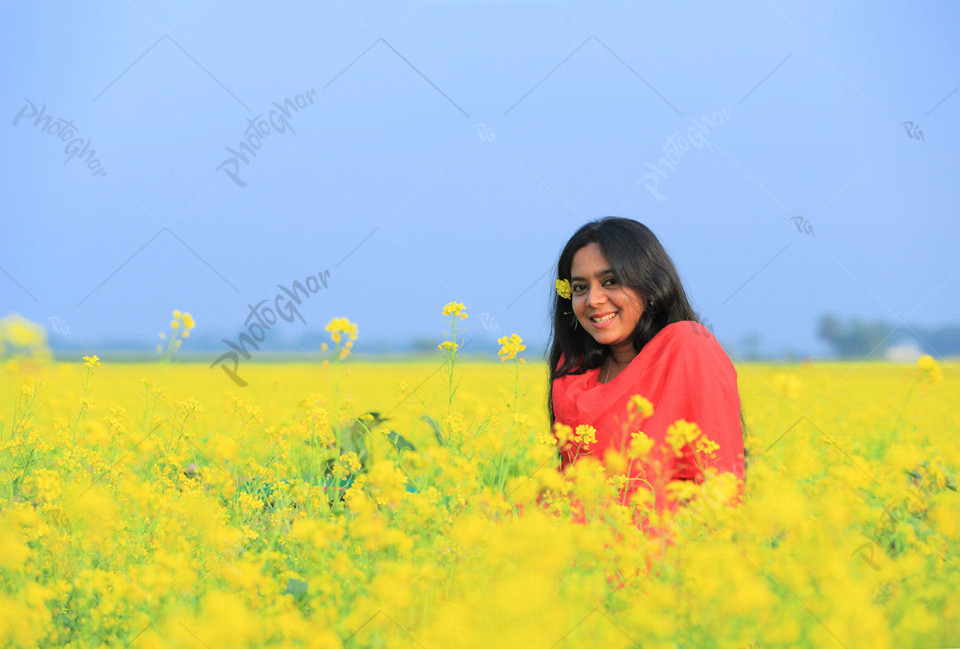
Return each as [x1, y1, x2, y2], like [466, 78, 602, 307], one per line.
[0, 307, 958, 648]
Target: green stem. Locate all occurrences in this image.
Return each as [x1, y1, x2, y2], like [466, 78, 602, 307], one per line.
[346, 410, 420, 487]
[71, 369, 91, 444]
[891, 376, 920, 441]
[329, 338, 343, 461]
[495, 359, 521, 492]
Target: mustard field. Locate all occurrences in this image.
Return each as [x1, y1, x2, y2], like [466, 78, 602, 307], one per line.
[1, 338, 958, 648]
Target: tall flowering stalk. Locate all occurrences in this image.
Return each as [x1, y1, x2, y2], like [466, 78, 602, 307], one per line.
[72, 355, 100, 444]
[892, 354, 941, 441]
[437, 302, 467, 413]
[494, 333, 526, 492]
[156, 310, 195, 363]
[322, 317, 358, 510]
[323, 317, 358, 459]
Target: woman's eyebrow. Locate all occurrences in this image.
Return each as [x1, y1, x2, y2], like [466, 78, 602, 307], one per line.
[570, 269, 615, 281]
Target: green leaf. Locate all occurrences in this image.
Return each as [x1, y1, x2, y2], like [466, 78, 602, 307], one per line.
[385, 431, 416, 453]
[422, 415, 444, 446]
[284, 578, 308, 599]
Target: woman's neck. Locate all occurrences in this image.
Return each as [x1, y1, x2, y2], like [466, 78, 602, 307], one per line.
[602, 346, 637, 383]
[609, 342, 637, 367]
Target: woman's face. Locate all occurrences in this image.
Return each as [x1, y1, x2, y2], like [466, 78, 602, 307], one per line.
[570, 242, 645, 357]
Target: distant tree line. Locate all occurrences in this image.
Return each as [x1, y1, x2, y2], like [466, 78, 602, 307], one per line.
[818, 313, 960, 358]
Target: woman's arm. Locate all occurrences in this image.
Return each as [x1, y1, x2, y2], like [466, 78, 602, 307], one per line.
[668, 326, 745, 485]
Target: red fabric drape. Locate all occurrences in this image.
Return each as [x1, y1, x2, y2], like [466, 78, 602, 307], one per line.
[546, 321, 745, 533]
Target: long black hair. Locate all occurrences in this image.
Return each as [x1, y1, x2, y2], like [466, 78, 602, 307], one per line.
[546, 217, 748, 472]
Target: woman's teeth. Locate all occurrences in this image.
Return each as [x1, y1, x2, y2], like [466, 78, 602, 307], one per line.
[591, 313, 616, 323]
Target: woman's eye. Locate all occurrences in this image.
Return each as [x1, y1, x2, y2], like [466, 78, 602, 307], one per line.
[603, 277, 618, 286]
[572, 283, 586, 293]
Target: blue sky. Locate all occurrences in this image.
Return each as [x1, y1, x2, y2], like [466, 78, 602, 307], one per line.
[3, 0, 958, 361]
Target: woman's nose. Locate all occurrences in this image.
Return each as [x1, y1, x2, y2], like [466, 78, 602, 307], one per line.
[586, 286, 607, 307]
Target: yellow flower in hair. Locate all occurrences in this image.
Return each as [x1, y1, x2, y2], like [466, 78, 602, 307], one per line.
[555, 279, 572, 299]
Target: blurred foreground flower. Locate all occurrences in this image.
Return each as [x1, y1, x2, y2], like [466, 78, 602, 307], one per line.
[915, 354, 942, 385]
[157, 309, 195, 361]
[325, 317, 358, 360]
[627, 394, 654, 420]
[0, 313, 52, 362]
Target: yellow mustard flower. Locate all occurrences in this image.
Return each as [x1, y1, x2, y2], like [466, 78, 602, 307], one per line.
[438, 341, 459, 352]
[497, 334, 525, 362]
[441, 302, 467, 319]
[627, 431, 655, 460]
[627, 394, 654, 419]
[573, 424, 597, 447]
[555, 279, 572, 299]
[665, 419, 701, 457]
[916, 354, 942, 384]
[695, 435, 720, 457]
[325, 317, 359, 344]
[82, 355, 101, 368]
[553, 422, 573, 446]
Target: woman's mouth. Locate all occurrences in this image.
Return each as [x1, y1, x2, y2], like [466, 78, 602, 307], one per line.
[589, 311, 618, 328]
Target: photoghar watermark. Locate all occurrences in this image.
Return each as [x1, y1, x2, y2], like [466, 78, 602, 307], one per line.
[852, 486, 929, 571]
[216, 89, 317, 187]
[47, 507, 72, 533]
[211, 269, 331, 387]
[472, 123, 497, 143]
[13, 98, 107, 177]
[900, 121, 924, 143]
[46, 316, 71, 337]
[476, 312, 503, 338]
[636, 106, 732, 201]
[790, 215, 815, 237]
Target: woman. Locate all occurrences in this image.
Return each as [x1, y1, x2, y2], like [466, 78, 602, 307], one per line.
[546, 217, 746, 529]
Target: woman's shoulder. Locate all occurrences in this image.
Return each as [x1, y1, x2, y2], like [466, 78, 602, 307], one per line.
[653, 320, 714, 347]
[653, 320, 737, 376]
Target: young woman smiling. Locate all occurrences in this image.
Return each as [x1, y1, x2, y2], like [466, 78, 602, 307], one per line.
[547, 217, 746, 527]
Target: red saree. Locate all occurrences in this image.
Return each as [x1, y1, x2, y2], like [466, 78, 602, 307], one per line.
[548, 321, 745, 532]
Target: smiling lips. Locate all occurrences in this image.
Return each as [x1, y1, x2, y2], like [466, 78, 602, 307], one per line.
[589, 311, 618, 328]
